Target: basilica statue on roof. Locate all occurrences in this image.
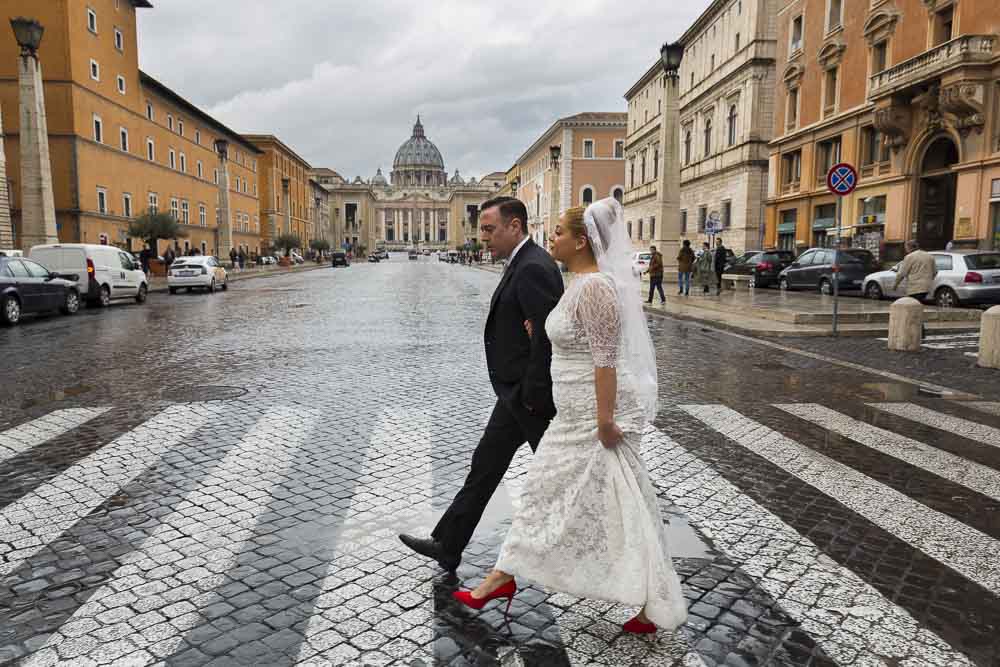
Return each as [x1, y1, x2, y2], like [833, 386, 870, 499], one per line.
[314, 117, 506, 252]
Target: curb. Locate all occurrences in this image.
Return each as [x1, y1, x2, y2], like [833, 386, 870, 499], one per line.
[148, 264, 328, 294]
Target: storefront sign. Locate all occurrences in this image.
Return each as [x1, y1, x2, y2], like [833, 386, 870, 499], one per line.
[956, 217, 974, 238]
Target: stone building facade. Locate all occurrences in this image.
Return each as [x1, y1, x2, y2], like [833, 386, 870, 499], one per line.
[0, 0, 262, 256]
[243, 135, 314, 253]
[677, 0, 777, 255]
[624, 64, 667, 252]
[764, 0, 1000, 260]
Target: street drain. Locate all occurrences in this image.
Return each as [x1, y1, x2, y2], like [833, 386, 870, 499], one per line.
[162, 385, 247, 402]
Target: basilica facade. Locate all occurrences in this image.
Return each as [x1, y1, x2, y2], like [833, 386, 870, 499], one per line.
[316, 117, 504, 252]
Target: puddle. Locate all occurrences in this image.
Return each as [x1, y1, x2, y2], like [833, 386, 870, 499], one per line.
[665, 515, 717, 559]
[20, 383, 93, 409]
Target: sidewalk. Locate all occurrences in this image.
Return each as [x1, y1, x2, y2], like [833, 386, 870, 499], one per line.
[147, 262, 328, 293]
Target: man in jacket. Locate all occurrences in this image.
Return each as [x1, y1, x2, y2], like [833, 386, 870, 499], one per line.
[713, 238, 729, 295]
[399, 197, 563, 571]
[677, 240, 695, 295]
[893, 240, 937, 303]
[647, 245, 665, 304]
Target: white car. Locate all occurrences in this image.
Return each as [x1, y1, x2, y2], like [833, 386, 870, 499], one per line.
[29, 243, 149, 307]
[167, 256, 228, 294]
[862, 251, 1000, 307]
[632, 252, 652, 276]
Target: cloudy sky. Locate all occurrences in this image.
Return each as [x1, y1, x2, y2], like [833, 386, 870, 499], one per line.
[138, 1, 705, 180]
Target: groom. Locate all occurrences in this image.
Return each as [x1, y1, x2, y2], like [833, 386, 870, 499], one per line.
[399, 196, 563, 571]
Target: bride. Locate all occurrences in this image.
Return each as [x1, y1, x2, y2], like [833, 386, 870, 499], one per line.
[452, 197, 688, 633]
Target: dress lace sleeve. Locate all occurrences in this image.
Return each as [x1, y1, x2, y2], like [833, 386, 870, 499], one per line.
[575, 275, 621, 368]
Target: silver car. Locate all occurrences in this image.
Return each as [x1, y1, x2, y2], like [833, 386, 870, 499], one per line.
[862, 251, 1000, 307]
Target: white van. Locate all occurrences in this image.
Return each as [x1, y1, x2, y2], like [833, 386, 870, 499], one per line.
[29, 243, 149, 307]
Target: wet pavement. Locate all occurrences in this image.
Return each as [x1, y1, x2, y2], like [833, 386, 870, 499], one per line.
[1, 259, 999, 666]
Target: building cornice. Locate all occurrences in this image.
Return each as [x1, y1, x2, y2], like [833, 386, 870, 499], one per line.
[624, 60, 663, 101]
[242, 134, 311, 167]
[514, 113, 626, 166]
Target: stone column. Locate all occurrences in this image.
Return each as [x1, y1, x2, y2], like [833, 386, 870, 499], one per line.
[0, 107, 14, 249]
[658, 72, 681, 271]
[16, 38, 58, 249]
[214, 140, 233, 261]
[887, 297, 923, 352]
[281, 178, 291, 237]
[978, 306, 1000, 369]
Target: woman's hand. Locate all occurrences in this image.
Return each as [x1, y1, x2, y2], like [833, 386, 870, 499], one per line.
[598, 422, 624, 449]
[524, 319, 534, 339]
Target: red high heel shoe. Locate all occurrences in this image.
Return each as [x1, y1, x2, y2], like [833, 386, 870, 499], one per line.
[623, 617, 657, 634]
[452, 579, 517, 614]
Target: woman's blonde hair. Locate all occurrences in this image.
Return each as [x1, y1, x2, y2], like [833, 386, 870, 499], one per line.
[562, 206, 588, 241]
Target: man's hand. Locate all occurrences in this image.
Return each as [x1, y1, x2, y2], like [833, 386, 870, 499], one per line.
[523, 319, 534, 339]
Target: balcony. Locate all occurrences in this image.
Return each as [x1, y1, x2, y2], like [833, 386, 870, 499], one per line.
[869, 34, 996, 99]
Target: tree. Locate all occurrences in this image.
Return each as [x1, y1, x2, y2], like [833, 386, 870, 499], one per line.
[309, 239, 331, 254]
[273, 233, 301, 257]
[127, 209, 188, 249]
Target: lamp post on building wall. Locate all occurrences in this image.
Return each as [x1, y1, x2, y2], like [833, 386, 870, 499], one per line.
[548, 144, 561, 248]
[11, 17, 58, 249]
[657, 41, 684, 269]
[214, 139, 233, 262]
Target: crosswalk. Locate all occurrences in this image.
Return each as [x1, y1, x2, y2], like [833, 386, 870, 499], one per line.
[0, 398, 998, 665]
[877, 331, 982, 357]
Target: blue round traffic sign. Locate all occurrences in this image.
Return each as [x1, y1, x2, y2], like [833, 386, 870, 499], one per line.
[827, 162, 858, 197]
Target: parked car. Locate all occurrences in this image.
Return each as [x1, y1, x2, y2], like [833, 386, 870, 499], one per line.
[0, 256, 81, 325]
[438, 251, 448, 262]
[725, 250, 796, 288]
[290, 251, 305, 264]
[167, 256, 228, 294]
[631, 252, 652, 276]
[863, 251, 1000, 307]
[331, 252, 349, 267]
[367, 254, 380, 263]
[29, 243, 149, 307]
[447, 250, 460, 263]
[423, 249, 431, 256]
[778, 247, 877, 294]
[408, 249, 419, 260]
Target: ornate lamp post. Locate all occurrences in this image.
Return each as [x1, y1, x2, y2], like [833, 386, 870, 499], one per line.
[548, 144, 561, 247]
[656, 41, 684, 269]
[11, 17, 58, 249]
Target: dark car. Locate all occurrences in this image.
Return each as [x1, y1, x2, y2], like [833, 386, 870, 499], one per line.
[725, 250, 796, 288]
[331, 252, 349, 268]
[367, 254, 380, 263]
[778, 247, 877, 294]
[0, 256, 81, 326]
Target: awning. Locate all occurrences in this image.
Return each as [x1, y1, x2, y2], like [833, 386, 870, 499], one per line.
[777, 222, 796, 233]
[812, 217, 836, 230]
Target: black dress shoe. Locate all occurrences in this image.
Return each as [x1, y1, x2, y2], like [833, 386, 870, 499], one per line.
[399, 534, 460, 571]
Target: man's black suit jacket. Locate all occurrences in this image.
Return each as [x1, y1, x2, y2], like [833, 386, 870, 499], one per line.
[485, 238, 564, 420]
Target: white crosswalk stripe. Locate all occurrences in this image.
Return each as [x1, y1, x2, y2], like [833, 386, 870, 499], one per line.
[641, 426, 973, 666]
[0, 407, 110, 465]
[680, 404, 1000, 596]
[871, 401, 1000, 449]
[963, 401, 1000, 417]
[776, 403, 1000, 501]
[0, 403, 215, 577]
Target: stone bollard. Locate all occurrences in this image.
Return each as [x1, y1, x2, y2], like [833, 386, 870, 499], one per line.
[978, 305, 1000, 369]
[887, 297, 924, 352]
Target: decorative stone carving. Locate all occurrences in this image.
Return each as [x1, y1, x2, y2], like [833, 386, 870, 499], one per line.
[873, 99, 913, 149]
[817, 39, 847, 70]
[913, 87, 944, 133]
[863, 3, 901, 45]
[781, 62, 804, 89]
[939, 82, 985, 134]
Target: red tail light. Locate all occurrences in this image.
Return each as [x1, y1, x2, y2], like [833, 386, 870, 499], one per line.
[86, 258, 95, 275]
[757, 262, 774, 271]
[964, 271, 983, 284]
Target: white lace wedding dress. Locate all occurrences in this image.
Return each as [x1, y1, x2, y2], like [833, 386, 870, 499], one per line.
[495, 272, 688, 629]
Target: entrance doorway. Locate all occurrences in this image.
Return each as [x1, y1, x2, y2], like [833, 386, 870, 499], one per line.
[916, 136, 958, 250]
[991, 201, 1000, 250]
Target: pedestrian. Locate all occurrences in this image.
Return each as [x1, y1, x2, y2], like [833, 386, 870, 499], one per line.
[893, 239, 937, 306]
[139, 245, 152, 277]
[229, 248, 238, 272]
[646, 245, 665, 304]
[163, 246, 175, 272]
[713, 237, 728, 295]
[676, 240, 695, 295]
[694, 242, 714, 294]
[945, 240, 955, 251]
[238, 248, 246, 271]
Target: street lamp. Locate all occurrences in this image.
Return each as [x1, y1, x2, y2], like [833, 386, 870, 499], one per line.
[10, 17, 44, 56]
[660, 41, 684, 78]
[511, 177, 519, 197]
[548, 145, 562, 247]
[213, 138, 229, 159]
[656, 40, 684, 267]
[549, 144, 561, 166]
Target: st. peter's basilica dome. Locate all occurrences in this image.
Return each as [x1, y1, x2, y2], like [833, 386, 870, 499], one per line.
[391, 116, 447, 187]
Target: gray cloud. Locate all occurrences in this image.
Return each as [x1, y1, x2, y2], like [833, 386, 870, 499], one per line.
[138, 0, 705, 179]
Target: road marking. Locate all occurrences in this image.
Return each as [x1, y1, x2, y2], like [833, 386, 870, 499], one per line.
[776, 403, 1000, 502]
[641, 426, 973, 666]
[22, 406, 315, 666]
[680, 404, 1000, 596]
[0, 403, 213, 577]
[870, 402, 1000, 449]
[877, 333, 980, 342]
[922, 341, 980, 350]
[963, 402, 1000, 417]
[0, 407, 110, 465]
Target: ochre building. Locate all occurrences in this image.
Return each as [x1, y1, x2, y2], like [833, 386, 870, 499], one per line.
[764, 0, 1000, 259]
[0, 0, 262, 256]
[243, 135, 314, 253]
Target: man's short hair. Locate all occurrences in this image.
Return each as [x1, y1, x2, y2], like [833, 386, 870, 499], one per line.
[650, 245, 657, 251]
[906, 239, 920, 250]
[480, 196, 528, 235]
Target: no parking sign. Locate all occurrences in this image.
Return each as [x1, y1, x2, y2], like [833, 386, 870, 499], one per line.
[827, 163, 858, 197]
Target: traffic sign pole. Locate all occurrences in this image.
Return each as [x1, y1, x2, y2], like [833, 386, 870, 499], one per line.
[826, 162, 859, 337]
[833, 196, 841, 335]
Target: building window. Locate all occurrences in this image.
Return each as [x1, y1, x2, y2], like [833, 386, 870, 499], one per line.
[782, 150, 802, 188]
[181, 200, 190, 224]
[167, 115, 174, 131]
[735, 33, 741, 52]
[214, 169, 219, 185]
[148, 192, 158, 214]
[638, 219, 644, 240]
[614, 140, 624, 159]
[827, 0, 843, 32]
[710, 54, 716, 71]
[146, 138, 155, 161]
[933, 6, 954, 46]
[146, 102, 153, 120]
[790, 15, 804, 53]
[653, 148, 659, 179]
[122, 193, 132, 218]
[583, 140, 595, 158]
[698, 206, 708, 232]
[170, 198, 179, 220]
[179, 153, 187, 173]
[861, 126, 889, 166]
[199, 204, 207, 227]
[684, 131, 692, 164]
[582, 187, 594, 205]
[627, 222, 633, 239]
[650, 217, 656, 240]
[116, 75, 126, 94]
[194, 130, 201, 145]
[197, 161, 203, 179]
[722, 200, 732, 229]
[823, 67, 839, 116]
[817, 136, 842, 179]
[727, 105, 738, 146]
[779, 209, 797, 250]
[787, 87, 800, 128]
[93, 115, 103, 143]
[96, 188, 107, 214]
[681, 210, 688, 234]
[114, 28, 123, 51]
[90, 59, 100, 81]
[178, 120, 184, 136]
[640, 151, 646, 183]
[704, 118, 713, 156]
[87, 8, 97, 33]
[629, 159, 635, 187]
[119, 127, 128, 151]
[872, 41, 888, 74]
[169, 149, 176, 170]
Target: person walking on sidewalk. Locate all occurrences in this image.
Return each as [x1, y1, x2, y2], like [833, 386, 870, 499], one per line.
[713, 238, 728, 295]
[893, 240, 937, 304]
[676, 240, 695, 295]
[646, 245, 665, 304]
[695, 242, 714, 294]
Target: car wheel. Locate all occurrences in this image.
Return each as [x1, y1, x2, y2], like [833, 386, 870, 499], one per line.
[779, 277, 790, 291]
[60, 289, 80, 315]
[135, 284, 148, 304]
[935, 286, 959, 308]
[864, 282, 884, 300]
[819, 279, 833, 296]
[2, 294, 21, 325]
[207, 279, 216, 294]
[98, 285, 111, 308]
[221, 279, 228, 291]
[169, 287, 178, 295]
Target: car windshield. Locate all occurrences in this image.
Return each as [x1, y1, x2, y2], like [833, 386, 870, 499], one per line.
[964, 253, 1000, 270]
[840, 249, 874, 264]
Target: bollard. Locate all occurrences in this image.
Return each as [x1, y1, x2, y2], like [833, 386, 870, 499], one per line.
[978, 305, 1000, 369]
[887, 297, 923, 352]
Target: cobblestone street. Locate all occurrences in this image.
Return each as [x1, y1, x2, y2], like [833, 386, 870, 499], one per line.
[1, 259, 999, 666]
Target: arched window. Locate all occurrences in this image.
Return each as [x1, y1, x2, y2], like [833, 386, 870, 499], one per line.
[684, 131, 692, 165]
[728, 105, 738, 146]
[704, 118, 713, 155]
[613, 188, 623, 203]
[582, 187, 594, 205]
